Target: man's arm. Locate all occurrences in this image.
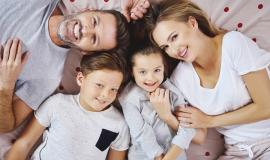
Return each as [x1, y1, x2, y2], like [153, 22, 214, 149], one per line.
[6, 116, 45, 160]
[0, 39, 29, 133]
[106, 148, 127, 160]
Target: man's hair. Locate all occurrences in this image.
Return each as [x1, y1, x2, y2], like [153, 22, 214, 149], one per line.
[80, 51, 128, 89]
[102, 10, 130, 54]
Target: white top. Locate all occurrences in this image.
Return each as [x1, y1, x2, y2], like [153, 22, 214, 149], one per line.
[171, 31, 270, 145]
[119, 79, 194, 160]
[31, 93, 130, 160]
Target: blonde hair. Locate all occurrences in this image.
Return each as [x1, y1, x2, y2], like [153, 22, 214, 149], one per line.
[148, 0, 223, 41]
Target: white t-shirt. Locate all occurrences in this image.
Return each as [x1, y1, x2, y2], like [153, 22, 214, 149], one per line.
[171, 31, 270, 145]
[32, 93, 130, 160]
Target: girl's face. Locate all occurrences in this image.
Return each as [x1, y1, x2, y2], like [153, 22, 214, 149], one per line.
[152, 18, 202, 63]
[77, 69, 123, 112]
[132, 53, 165, 92]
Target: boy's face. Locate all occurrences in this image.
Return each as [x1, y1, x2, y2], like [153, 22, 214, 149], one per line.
[57, 11, 117, 52]
[132, 53, 165, 92]
[77, 69, 123, 112]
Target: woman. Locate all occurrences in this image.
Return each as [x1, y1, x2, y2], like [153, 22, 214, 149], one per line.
[148, 0, 270, 159]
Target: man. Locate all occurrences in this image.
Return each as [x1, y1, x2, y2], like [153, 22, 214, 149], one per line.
[0, 0, 149, 158]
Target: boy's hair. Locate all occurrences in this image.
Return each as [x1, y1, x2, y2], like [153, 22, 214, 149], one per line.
[129, 43, 169, 79]
[102, 10, 130, 54]
[80, 51, 128, 88]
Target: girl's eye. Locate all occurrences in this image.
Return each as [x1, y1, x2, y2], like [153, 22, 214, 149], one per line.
[111, 88, 118, 93]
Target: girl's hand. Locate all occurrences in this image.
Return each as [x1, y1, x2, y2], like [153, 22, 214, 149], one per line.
[175, 106, 213, 128]
[0, 39, 29, 90]
[149, 88, 173, 120]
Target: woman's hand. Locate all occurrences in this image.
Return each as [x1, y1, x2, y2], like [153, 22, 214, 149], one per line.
[175, 106, 213, 128]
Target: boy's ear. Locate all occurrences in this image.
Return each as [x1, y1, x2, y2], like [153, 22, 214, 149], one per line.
[76, 72, 84, 86]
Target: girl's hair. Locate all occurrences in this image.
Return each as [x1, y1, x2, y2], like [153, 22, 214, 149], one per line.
[129, 44, 169, 79]
[147, 0, 223, 44]
[80, 51, 128, 87]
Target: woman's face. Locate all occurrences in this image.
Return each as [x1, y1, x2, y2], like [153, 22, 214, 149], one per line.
[152, 18, 201, 62]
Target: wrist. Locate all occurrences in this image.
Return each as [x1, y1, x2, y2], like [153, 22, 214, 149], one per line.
[207, 115, 216, 128]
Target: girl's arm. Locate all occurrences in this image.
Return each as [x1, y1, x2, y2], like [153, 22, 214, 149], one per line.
[177, 69, 270, 128]
[6, 116, 45, 160]
[162, 145, 183, 160]
[106, 148, 126, 160]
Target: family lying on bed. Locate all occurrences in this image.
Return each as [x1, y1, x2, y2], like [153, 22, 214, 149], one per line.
[1, 0, 270, 160]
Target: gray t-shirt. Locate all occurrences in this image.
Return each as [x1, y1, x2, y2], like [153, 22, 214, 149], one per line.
[32, 93, 130, 160]
[0, 0, 68, 110]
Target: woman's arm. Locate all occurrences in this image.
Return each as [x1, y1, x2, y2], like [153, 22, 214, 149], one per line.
[6, 116, 45, 160]
[106, 148, 126, 160]
[177, 69, 270, 128]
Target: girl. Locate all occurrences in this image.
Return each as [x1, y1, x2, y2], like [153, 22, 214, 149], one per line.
[119, 45, 206, 160]
[150, 0, 270, 159]
[6, 52, 130, 160]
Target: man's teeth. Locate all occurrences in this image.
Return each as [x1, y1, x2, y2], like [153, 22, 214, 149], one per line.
[74, 23, 79, 40]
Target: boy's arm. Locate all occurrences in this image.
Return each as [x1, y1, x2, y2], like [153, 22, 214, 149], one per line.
[6, 116, 45, 160]
[106, 148, 127, 160]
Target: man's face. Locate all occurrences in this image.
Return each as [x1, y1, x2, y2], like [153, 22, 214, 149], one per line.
[58, 11, 117, 52]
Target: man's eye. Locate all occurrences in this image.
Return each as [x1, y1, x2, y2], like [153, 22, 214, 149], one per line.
[92, 34, 96, 44]
[139, 71, 146, 74]
[171, 34, 178, 41]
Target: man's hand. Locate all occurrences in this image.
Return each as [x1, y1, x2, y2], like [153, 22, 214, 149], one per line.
[149, 88, 173, 120]
[121, 0, 150, 22]
[0, 39, 29, 91]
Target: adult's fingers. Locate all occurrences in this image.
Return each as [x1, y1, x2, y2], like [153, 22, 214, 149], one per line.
[8, 39, 20, 63]
[3, 39, 13, 63]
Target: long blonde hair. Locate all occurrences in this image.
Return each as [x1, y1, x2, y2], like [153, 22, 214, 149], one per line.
[148, 0, 223, 40]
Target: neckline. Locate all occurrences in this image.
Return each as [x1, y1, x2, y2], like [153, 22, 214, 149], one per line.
[190, 34, 225, 91]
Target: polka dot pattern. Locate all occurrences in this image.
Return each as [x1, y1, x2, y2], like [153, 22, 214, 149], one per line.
[205, 151, 210, 156]
[224, 7, 229, 12]
[258, 4, 263, 9]
[104, 0, 109, 2]
[75, 67, 81, 72]
[69, 0, 75, 2]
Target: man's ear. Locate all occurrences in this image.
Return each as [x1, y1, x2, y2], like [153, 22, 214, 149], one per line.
[188, 16, 198, 29]
[76, 71, 84, 86]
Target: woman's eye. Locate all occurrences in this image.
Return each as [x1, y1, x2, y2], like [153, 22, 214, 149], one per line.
[96, 83, 103, 88]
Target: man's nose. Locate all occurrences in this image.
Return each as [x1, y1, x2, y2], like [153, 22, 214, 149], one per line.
[81, 26, 94, 37]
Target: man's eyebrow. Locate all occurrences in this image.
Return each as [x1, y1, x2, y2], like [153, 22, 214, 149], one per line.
[96, 15, 100, 47]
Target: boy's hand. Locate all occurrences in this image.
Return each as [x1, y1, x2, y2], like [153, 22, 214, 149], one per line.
[149, 88, 172, 120]
[0, 39, 29, 90]
[121, 0, 150, 22]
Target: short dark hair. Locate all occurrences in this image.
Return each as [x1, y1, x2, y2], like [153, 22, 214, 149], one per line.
[80, 51, 128, 89]
[102, 10, 130, 54]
